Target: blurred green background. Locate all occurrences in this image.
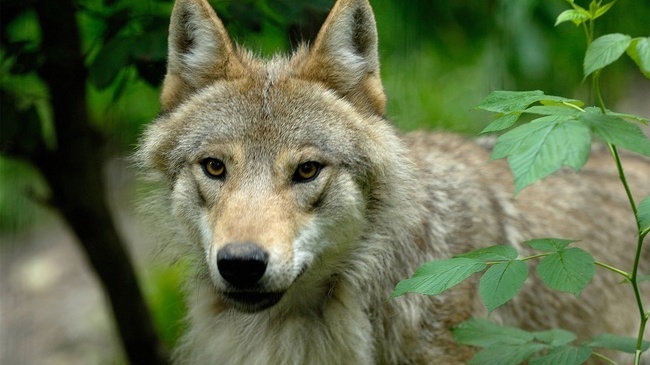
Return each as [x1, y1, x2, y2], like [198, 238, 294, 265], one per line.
[1, 0, 648, 363]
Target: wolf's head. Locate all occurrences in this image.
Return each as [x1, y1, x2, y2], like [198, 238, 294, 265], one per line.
[139, 0, 412, 313]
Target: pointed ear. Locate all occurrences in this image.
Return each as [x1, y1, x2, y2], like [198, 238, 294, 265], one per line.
[160, 0, 245, 112]
[299, 0, 385, 116]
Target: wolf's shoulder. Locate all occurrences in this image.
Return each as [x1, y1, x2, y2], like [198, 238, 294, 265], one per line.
[401, 131, 505, 177]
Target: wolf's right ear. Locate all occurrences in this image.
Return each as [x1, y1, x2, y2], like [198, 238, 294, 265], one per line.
[161, 0, 244, 112]
[298, 0, 385, 116]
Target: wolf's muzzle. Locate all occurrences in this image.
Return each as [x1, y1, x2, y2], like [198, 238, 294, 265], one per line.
[217, 242, 269, 288]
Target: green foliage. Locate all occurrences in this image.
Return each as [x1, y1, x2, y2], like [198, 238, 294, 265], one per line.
[0, 157, 51, 233]
[627, 37, 650, 78]
[584, 334, 650, 354]
[477, 90, 649, 193]
[534, 245, 594, 297]
[453, 319, 649, 365]
[391, 258, 485, 298]
[144, 261, 189, 348]
[479, 259, 527, 313]
[392, 239, 594, 311]
[554, 0, 614, 27]
[584, 33, 632, 78]
[393, 1, 650, 363]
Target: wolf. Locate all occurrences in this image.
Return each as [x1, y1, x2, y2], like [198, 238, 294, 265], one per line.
[137, 0, 650, 363]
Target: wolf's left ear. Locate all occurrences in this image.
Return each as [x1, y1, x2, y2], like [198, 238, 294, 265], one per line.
[299, 0, 385, 116]
[160, 0, 245, 112]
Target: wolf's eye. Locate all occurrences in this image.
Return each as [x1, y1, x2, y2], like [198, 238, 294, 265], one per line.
[293, 161, 322, 183]
[201, 158, 226, 179]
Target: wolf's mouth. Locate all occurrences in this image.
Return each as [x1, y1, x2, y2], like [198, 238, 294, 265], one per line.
[222, 291, 284, 312]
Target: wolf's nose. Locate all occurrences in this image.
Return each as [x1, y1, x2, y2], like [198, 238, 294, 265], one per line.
[217, 242, 269, 288]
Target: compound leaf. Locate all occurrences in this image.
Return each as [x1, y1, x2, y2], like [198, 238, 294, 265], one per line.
[584, 33, 632, 78]
[537, 248, 595, 296]
[391, 258, 485, 298]
[529, 345, 592, 365]
[480, 260, 528, 312]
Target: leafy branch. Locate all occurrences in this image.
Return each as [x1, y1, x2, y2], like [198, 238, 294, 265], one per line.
[392, 1, 650, 364]
[452, 319, 649, 365]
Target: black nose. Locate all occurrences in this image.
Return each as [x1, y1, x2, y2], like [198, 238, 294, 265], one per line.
[217, 242, 269, 288]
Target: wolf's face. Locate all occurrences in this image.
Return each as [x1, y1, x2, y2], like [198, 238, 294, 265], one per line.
[139, 0, 398, 312]
[157, 79, 374, 312]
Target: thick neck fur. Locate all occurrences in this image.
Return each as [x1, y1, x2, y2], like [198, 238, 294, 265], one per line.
[171, 130, 429, 365]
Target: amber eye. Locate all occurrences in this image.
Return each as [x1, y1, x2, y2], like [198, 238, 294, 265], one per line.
[293, 161, 323, 183]
[201, 158, 226, 179]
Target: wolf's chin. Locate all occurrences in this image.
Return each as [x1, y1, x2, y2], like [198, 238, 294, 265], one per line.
[222, 291, 285, 312]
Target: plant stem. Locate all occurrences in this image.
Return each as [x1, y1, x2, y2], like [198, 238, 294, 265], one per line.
[592, 351, 619, 365]
[589, 41, 647, 365]
[594, 261, 630, 279]
[632, 233, 648, 365]
[607, 144, 638, 216]
[519, 253, 552, 262]
[593, 71, 608, 114]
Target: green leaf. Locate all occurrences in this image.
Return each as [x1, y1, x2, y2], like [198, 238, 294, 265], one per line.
[88, 36, 134, 89]
[480, 113, 521, 134]
[579, 108, 650, 156]
[469, 344, 547, 365]
[480, 260, 528, 312]
[493, 117, 591, 193]
[524, 105, 582, 116]
[529, 346, 592, 365]
[540, 99, 585, 108]
[605, 110, 649, 125]
[456, 245, 519, 261]
[627, 37, 650, 78]
[491, 118, 554, 160]
[593, 1, 616, 20]
[533, 329, 578, 346]
[638, 195, 650, 233]
[453, 319, 534, 347]
[584, 333, 650, 353]
[391, 258, 485, 298]
[584, 33, 632, 78]
[477, 90, 545, 113]
[555, 9, 590, 26]
[478, 92, 585, 134]
[527, 238, 577, 252]
[537, 248, 595, 296]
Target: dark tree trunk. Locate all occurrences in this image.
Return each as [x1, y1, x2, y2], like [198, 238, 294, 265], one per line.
[31, 1, 169, 364]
